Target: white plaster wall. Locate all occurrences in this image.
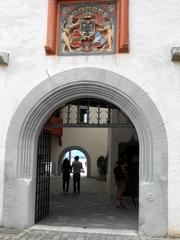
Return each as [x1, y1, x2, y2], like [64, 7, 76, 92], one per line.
[50, 105, 110, 176]
[0, 0, 180, 233]
[0, 150, 5, 226]
[51, 128, 108, 177]
[51, 135, 61, 175]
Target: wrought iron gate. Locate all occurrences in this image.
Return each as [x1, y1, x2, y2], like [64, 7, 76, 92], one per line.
[35, 130, 51, 223]
[44, 98, 134, 128]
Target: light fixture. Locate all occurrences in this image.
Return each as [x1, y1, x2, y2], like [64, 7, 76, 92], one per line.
[171, 47, 180, 61]
[0, 52, 9, 65]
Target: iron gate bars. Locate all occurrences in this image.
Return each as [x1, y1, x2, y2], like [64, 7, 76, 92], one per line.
[35, 130, 51, 223]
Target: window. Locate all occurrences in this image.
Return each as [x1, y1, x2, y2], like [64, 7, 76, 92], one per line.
[45, 0, 129, 55]
[79, 106, 88, 123]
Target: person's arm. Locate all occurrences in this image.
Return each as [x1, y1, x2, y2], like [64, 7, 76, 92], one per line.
[80, 162, 84, 172]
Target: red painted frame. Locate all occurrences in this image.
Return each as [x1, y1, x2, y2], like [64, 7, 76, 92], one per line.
[45, 0, 129, 55]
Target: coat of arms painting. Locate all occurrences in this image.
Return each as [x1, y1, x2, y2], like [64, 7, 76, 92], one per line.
[59, 1, 117, 55]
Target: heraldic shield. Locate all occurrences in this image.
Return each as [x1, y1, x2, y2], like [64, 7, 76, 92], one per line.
[59, 2, 116, 54]
[80, 15, 95, 37]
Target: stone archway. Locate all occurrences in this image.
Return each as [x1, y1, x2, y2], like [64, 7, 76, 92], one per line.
[58, 146, 91, 177]
[3, 68, 168, 237]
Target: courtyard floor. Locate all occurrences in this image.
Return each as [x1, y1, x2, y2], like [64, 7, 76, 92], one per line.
[0, 177, 177, 239]
[39, 176, 138, 230]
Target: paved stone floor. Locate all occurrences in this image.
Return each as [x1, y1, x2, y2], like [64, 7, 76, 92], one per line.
[39, 176, 138, 230]
[0, 177, 178, 239]
[0, 228, 136, 240]
[1, 228, 180, 240]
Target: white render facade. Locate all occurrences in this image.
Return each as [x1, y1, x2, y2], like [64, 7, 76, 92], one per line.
[0, 0, 180, 238]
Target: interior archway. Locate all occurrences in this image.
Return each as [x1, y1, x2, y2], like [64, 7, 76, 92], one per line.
[58, 146, 91, 177]
[3, 68, 168, 236]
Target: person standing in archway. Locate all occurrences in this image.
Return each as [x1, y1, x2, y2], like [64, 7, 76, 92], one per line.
[72, 156, 83, 193]
[113, 157, 129, 209]
[62, 158, 72, 192]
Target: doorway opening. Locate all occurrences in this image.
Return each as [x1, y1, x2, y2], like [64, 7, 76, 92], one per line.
[62, 149, 88, 177]
[3, 68, 168, 235]
[35, 97, 139, 230]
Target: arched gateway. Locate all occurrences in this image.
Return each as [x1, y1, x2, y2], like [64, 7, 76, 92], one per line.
[3, 68, 168, 237]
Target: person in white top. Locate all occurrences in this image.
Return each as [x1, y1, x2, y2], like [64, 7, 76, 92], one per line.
[72, 156, 83, 193]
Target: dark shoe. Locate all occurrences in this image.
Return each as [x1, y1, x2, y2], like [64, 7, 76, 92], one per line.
[120, 203, 126, 209]
[116, 203, 126, 209]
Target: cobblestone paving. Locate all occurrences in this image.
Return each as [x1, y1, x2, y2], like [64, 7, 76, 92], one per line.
[0, 229, 180, 240]
[0, 229, 134, 240]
